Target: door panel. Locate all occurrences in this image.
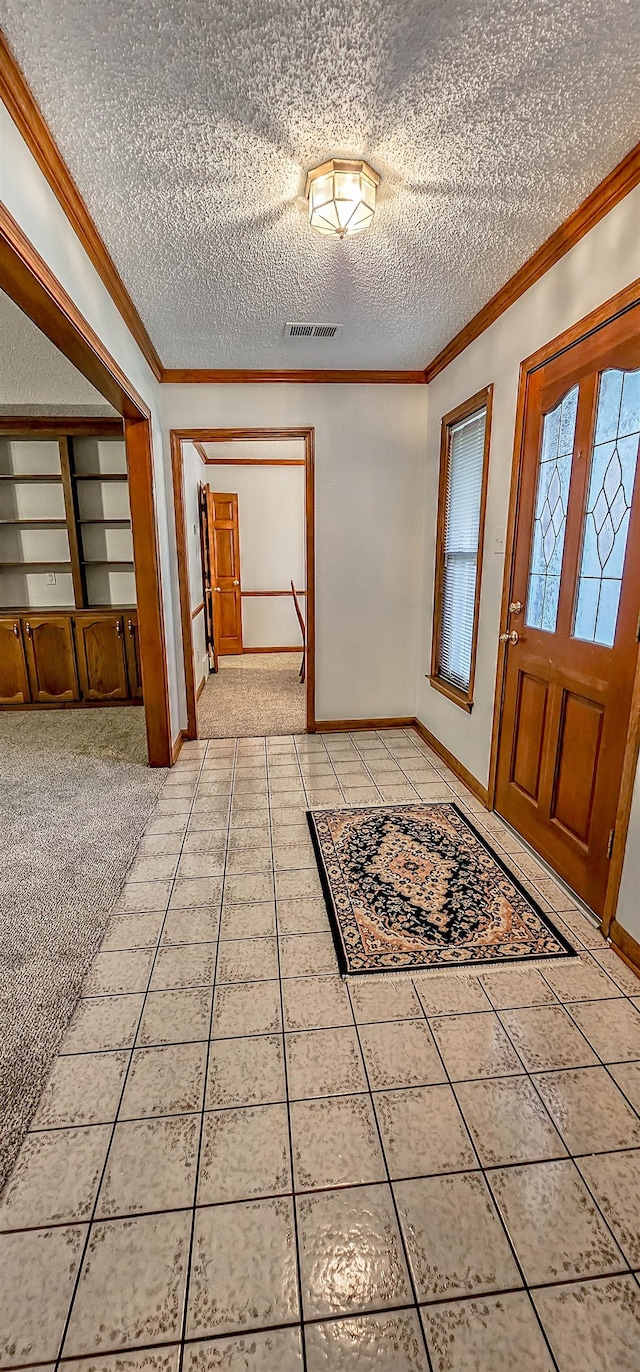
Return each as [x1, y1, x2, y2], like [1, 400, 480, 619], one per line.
[206, 489, 243, 655]
[0, 618, 30, 704]
[551, 692, 603, 843]
[24, 615, 80, 702]
[75, 614, 129, 700]
[125, 614, 144, 701]
[495, 304, 640, 916]
[510, 672, 548, 802]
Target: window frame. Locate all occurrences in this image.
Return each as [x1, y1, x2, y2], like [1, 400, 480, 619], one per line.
[429, 385, 493, 712]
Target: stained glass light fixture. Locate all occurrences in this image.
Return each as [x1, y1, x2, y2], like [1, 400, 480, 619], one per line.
[305, 159, 380, 238]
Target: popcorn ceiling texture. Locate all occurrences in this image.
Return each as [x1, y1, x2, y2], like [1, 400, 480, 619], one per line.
[2, 1, 639, 369]
[0, 290, 117, 411]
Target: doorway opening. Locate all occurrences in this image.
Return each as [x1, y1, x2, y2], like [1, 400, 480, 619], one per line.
[0, 212, 171, 765]
[171, 428, 315, 738]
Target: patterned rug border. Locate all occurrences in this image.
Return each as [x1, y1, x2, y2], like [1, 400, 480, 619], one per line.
[306, 802, 579, 977]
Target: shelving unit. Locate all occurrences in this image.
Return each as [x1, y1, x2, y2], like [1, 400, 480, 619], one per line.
[0, 420, 142, 708]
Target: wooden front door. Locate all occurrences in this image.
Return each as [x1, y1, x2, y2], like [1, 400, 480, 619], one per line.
[495, 304, 640, 917]
[207, 489, 243, 655]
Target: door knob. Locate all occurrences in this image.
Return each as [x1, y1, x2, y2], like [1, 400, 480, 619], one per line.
[509, 601, 523, 615]
[215, 587, 221, 593]
[499, 630, 519, 645]
[233, 580, 239, 586]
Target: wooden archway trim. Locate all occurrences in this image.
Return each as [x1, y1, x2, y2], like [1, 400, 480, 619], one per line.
[0, 202, 172, 766]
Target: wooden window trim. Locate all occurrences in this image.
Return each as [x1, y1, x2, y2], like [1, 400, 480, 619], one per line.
[429, 385, 493, 711]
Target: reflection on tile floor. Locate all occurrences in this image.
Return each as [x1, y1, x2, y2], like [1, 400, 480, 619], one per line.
[1, 727, 640, 1369]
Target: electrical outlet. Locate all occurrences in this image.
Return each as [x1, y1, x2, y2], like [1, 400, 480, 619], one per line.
[46, 571, 57, 586]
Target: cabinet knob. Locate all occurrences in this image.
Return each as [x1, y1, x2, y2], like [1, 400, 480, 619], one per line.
[13, 621, 19, 637]
[127, 619, 134, 635]
[116, 619, 123, 638]
[24, 621, 32, 637]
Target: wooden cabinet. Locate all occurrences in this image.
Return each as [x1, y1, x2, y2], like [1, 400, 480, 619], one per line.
[125, 615, 143, 701]
[75, 614, 129, 700]
[23, 615, 79, 702]
[0, 610, 142, 708]
[0, 617, 30, 704]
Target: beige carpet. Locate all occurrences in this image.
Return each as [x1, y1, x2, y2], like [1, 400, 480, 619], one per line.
[197, 652, 306, 737]
[0, 708, 167, 1189]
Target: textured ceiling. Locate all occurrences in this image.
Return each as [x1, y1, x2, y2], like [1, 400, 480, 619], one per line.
[0, 289, 117, 411]
[2, 1, 639, 369]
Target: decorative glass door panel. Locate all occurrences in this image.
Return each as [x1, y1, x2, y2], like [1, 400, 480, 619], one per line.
[525, 385, 578, 632]
[573, 367, 640, 647]
[495, 303, 640, 917]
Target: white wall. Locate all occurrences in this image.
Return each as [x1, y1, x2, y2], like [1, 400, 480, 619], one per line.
[0, 104, 185, 738]
[162, 386, 428, 721]
[415, 186, 640, 934]
[199, 457, 305, 649]
[0, 287, 116, 411]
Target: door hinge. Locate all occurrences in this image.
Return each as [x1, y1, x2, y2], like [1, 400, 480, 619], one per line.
[607, 828, 615, 860]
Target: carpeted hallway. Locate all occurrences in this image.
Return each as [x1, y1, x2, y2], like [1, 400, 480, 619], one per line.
[0, 707, 167, 1189]
[197, 652, 306, 737]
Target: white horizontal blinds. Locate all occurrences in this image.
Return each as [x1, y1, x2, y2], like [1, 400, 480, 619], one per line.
[437, 406, 487, 692]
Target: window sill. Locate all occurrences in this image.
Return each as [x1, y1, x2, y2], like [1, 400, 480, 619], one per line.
[428, 674, 473, 713]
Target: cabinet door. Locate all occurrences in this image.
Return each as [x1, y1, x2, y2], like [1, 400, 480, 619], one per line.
[124, 614, 143, 701]
[24, 615, 80, 702]
[75, 614, 129, 700]
[0, 618, 31, 704]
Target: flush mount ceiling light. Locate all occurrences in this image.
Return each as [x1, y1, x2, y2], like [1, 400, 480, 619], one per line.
[305, 158, 380, 238]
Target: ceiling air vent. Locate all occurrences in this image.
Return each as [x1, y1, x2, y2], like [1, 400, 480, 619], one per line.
[283, 322, 344, 339]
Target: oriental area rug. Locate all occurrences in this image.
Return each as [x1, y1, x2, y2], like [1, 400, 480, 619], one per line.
[308, 802, 577, 976]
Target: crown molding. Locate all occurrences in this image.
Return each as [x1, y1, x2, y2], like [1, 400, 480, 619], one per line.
[161, 368, 426, 384]
[0, 28, 163, 382]
[424, 141, 640, 383]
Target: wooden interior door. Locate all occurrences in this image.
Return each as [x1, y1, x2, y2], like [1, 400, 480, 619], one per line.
[495, 304, 640, 916]
[0, 618, 30, 704]
[206, 489, 243, 655]
[75, 614, 129, 700]
[199, 483, 218, 672]
[23, 615, 80, 702]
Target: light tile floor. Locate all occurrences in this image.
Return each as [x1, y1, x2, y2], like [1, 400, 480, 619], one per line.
[1, 727, 640, 1370]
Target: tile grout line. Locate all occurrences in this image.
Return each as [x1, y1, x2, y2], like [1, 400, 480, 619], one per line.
[270, 736, 309, 1372]
[176, 735, 238, 1365]
[52, 743, 211, 1367]
[343, 978, 437, 1372]
[406, 973, 564, 1372]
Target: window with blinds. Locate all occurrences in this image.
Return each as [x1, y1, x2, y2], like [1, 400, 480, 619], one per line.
[430, 390, 492, 710]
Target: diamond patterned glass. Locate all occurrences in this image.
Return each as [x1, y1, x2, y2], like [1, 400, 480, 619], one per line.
[573, 368, 640, 647]
[525, 385, 579, 632]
